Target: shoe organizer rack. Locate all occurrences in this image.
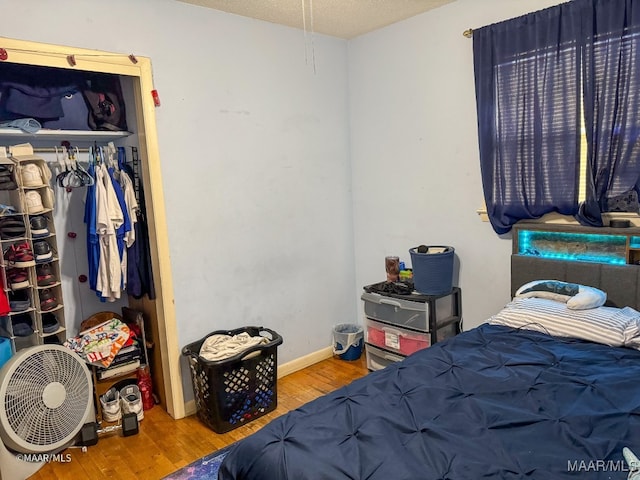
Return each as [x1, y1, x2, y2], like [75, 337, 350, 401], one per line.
[0, 146, 65, 354]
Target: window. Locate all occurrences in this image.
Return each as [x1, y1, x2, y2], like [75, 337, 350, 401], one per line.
[473, 0, 640, 234]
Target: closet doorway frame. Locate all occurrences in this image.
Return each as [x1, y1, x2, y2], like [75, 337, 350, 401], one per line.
[0, 36, 185, 419]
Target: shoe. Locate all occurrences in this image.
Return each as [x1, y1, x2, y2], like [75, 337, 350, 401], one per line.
[36, 263, 56, 287]
[0, 216, 25, 239]
[7, 268, 29, 289]
[0, 164, 12, 178]
[100, 387, 122, 422]
[0, 177, 17, 190]
[39, 288, 58, 311]
[29, 215, 49, 238]
[25, 191, 44, 214]
[8, 290, 30, 312]
[33, 240, 52, 263]
[44, 334, 62, 345]
[5, 242, 35, 267]
[0, 204, 17, 216]
[11, 313, 33, 337]
[41, 312, 60, 333]
[120, 384, 144, 422]
[20, 163, 44, 187]
[0, 167, 15, 188]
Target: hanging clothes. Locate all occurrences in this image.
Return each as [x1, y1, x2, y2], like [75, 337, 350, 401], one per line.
[85, 145, 138, 301]
[118, 148, 137, 249]
[107, 164, 131, 291]
[95, 161, 123, 302]
[84, 146, 154, 301]
[116, 149, 138, 290]
[84, 156, 100, 293]
[120, 147, 155, 300]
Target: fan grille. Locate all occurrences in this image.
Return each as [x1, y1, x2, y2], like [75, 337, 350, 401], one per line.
[2, 347, 91, 450]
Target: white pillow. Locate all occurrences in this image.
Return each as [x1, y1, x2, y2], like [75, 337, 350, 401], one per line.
[489, 297, 640, 349]
[515, 279, 606, 310]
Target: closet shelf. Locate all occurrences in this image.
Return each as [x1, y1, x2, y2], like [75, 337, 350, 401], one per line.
[0, 129, 131, 143]
[35, 281, 62, 290]
[7, 309, 36, 316]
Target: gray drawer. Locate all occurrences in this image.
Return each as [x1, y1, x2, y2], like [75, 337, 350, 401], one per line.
[365, 343, 405, 371]
[361, 292, 455, 331]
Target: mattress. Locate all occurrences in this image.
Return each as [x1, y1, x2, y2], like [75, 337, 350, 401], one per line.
[218, 323, 640, 479]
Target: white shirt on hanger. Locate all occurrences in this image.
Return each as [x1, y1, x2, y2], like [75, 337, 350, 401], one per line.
[119, 170, 138, 291]
[95, 163, 123, 302]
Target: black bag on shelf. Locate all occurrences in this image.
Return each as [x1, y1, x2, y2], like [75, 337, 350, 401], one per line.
[82, 73, 128, 132]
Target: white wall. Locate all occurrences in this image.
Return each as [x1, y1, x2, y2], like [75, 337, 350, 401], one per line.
[0, 0, 354, 401]
[1, 0, 570, 403]
[348, 0, 566, 330]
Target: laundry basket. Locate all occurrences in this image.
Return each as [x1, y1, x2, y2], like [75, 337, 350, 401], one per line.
[182, 326, 283, 434]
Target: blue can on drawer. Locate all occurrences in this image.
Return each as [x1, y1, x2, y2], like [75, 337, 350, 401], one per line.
[409, 246, 455, 295]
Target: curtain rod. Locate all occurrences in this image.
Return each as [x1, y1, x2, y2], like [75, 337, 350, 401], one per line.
[463, 28, 473, 38]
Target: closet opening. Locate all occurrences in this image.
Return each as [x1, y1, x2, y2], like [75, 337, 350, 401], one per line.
[0, 36, 184, 419]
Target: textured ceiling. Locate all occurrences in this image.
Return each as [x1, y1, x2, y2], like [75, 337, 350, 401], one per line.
[177, 0, 456, 39]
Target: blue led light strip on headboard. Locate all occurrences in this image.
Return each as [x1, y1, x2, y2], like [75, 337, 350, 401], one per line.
[518, 230, 627, 265]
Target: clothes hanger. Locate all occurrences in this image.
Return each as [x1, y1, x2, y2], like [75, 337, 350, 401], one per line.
[63, 146, 84, 188]
[55, 146, 74, 188]
[56, 145, 94, 189]
[106, 142, 118, 170]
[69, 146, 94, 187]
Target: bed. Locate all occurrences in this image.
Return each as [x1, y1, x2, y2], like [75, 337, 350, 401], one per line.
[217, 256, 640, 479]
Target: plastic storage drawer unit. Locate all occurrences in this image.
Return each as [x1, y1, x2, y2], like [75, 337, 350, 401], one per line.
[366, 318, 430, 356]
[365, 344, 405, 372]
[361, 291, 455, 331]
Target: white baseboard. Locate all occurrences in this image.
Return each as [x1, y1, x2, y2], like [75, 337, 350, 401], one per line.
[277, 345, 333, 378]
[185, 398, 197, 416]
[183, 346, 334, 417]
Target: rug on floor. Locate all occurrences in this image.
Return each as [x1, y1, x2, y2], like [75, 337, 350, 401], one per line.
[162, 444, 235, 480]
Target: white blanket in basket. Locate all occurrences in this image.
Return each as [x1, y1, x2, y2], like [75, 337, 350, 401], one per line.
[199, 332, 268, 361]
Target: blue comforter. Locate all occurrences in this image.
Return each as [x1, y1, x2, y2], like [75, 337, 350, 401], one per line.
[218, 324, 640, 479]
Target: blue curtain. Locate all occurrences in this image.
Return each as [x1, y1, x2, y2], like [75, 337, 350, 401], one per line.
[473, 4, 583, 234]
[578, 0, 640, 225]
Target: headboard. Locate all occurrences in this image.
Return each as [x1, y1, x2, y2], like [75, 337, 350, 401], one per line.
[511, 255, 640, 311]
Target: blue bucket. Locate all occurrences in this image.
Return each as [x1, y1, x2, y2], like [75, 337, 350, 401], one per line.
[333, 324, 363, 361]
[0, 337, 12, 370]
[409, 246, 455, 295]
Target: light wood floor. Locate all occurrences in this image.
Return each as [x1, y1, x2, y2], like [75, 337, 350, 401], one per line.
[29, 354, 368, 480]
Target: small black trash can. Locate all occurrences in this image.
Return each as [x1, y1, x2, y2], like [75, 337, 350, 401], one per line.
[182, 326, 283, 433]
